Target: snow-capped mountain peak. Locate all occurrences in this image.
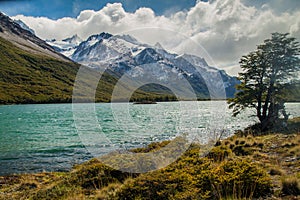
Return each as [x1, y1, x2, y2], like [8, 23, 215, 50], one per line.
[62, 34, 82, 45]
[86, 32, 112, 44]
[114, 34, 141, 45]
[46, 34, 85, 57]
[47, 31, 239, 98]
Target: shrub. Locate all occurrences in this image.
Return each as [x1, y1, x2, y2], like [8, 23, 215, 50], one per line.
[115, 156, 272, 200]
[129, 141, 171, 153]
[210, 159, 273, 199]
[281, 176, 300, 196]
[207, 145, 231, 162]
[17, 181, 38, 191]
[69, 159, 131, 189]
[232, 145, 254, 156]
[115, 170, 200, 200]
[269, 167, 284, 176]
[32, 159, 131, 200]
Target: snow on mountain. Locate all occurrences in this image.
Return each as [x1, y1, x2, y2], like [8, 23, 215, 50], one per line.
[46, 34, 82, 57]
[62, 34, 82, 44]
[114, 34, 141, 45]
[48, 31, 239, 98]
[14, 19, 35, 35]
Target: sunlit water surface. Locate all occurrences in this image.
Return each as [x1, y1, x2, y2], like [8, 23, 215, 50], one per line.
[0, 101, 299, 175]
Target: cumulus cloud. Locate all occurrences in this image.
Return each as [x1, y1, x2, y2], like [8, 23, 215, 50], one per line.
[12, 0, 300, 75]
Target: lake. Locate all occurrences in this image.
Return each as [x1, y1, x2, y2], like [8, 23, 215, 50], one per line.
[0, 101, 299, 175]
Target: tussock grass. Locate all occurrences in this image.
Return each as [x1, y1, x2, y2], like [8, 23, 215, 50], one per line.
[281, 176, 300, 196]
[0, 119, 299, 199]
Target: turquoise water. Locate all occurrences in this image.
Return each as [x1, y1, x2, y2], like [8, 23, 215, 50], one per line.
[0, 101, 299, 175]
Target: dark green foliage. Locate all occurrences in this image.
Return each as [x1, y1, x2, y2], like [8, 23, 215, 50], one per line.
[0, 36, 104, 104]
[228, 33, 300, 132]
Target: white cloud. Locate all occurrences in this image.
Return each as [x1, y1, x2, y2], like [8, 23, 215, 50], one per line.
[12, 0, 300, 75]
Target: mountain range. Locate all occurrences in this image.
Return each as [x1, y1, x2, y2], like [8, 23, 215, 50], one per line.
[1, 12, 299, 103]
[49, 32, 240, 99]
[0, 12, 241, 104]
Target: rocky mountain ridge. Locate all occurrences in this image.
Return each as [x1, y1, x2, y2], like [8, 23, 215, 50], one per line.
[50, 32, 239, 98]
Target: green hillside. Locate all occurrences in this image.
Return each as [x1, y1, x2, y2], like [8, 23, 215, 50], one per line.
[0, 36, 78, 103]
[0, 36, 177, 104]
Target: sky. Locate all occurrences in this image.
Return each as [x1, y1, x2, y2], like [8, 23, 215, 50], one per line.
[0, 0, 198, 19]
[0, 0, 300, 76]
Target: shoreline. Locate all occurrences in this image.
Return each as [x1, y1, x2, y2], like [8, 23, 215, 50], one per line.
[1, 130, 299, 199]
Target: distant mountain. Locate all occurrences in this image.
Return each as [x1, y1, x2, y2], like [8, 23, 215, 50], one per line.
[47, 34, 82, 57]
[0, 12, 174, 104]
[51, 32, 240, 98]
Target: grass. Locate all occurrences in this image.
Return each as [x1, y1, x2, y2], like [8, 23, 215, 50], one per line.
[1, 117, 299, 199]
[281, 176, 300, 196]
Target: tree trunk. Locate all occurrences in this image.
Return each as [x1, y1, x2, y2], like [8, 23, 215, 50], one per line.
[261, 79, 275, 131]
[256, 92, 263, 123]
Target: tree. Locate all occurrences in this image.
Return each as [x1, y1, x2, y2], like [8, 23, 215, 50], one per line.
[228, 33, 300, 132]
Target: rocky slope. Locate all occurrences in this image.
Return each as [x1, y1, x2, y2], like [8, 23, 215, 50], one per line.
[0, 12, 69, 61]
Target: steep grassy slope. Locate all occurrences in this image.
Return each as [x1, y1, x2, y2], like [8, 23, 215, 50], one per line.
[0, 36, 177, 104]
[0, 36, 79, 103]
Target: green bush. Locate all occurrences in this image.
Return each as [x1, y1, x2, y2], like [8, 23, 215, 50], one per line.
[115, 153, 272, 200]
[210, 159, 272, 199]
